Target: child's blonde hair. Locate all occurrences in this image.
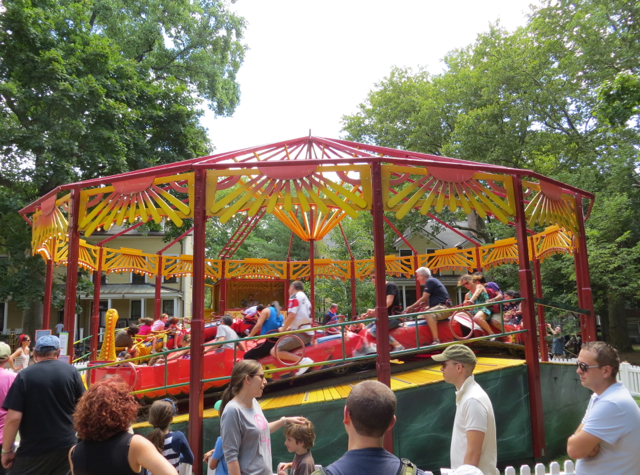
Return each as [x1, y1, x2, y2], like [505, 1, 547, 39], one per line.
[284, 417, 315, 449]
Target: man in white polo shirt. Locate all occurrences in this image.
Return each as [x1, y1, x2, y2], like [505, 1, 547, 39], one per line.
[567, 341, 640, 474]
[433, 344, 497, 475]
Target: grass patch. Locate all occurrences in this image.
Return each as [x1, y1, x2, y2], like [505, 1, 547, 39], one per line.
[635, 396, 640, 409]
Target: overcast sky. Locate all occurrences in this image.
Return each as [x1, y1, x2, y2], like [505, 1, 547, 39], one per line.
[202, 0, 536, 154]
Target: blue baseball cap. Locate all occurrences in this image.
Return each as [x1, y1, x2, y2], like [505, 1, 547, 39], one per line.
[35, 335, 61, 351]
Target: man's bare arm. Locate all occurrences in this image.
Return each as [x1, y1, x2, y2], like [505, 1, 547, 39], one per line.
[464, 430, 485, 468]
[567, 425, 601, 459]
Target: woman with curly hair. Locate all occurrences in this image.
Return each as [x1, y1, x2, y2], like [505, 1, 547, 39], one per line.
[69, 378, 176, 475]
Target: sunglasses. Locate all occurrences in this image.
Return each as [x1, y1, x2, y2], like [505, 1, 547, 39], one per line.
[576, 362, 601, 372]
[162, 398, 177, 414]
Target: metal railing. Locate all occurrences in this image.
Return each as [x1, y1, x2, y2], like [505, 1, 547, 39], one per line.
[75, 298, 530, 397]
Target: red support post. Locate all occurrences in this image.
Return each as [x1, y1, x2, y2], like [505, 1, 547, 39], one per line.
[513, 176, 546, 458]
[309, 207, 315, 320]
[474, 247, 483, 272]
[220, 258, 227, 315]
[155, 256, 163, 320]
[532, 246, 548, 361]
[574, 196, 596, 342]
[90, 246, 104, 360]
[370, 162, 392, 451]
[43, 258, 53, 330]
[189, 169, 207, 475]
[63, 189, 81, 358]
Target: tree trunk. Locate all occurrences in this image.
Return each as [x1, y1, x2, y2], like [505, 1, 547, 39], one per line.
[22, 300, 43, 339]
[606, 292, 632, 352]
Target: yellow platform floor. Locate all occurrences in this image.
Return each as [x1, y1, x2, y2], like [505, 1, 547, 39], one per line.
[133, 356, 525, 429]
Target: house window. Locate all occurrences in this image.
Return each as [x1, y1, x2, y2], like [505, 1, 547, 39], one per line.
[131, 273, 146, 284]
[399, 249, 413, 257]
[131, 300, 142, 320]
[163, 275, 178, 284]
[162, 300, 175, 316]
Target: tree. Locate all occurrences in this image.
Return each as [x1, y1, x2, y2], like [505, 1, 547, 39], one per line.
[0, 0, 246, 335]
[341, 0, 640, 350]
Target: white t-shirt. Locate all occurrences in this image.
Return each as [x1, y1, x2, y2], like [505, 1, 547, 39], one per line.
[451, 376, 498, 475]
[216, 324, 238, 350]
[287, 291, 313, 336]
[576, 382, 640, 475]
[55, 323, 64, 334]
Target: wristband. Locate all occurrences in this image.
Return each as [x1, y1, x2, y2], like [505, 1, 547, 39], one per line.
[281, 416, 286, 425]
[1, 447, 13, 455]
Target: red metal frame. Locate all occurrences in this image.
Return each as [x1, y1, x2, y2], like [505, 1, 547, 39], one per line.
[513, 176, 546, 458]
[574, 196, 597, 342]
[20, 135, 602, 466]
[309, 207, 315, 320]
[218, 210, 266, 260]
[370, 162, 393, 451]
[532, 247, 549, 361]
[43, 259, 53, 330]
[189, 169, 207, 475]
[63, 189, 81, 358]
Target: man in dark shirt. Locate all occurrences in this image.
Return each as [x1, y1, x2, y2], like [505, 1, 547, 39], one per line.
[405, 267, 451, 345]
[323, 381, 424, 475]
[365, 274, 404, 351]
[2, 335, 85, 475]
[322, 304, 339, 325]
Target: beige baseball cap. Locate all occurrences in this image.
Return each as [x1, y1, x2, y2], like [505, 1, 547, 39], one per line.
[431, 344, 477, 365]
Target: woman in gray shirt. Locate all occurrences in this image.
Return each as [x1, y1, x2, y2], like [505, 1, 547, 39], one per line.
[220, 360, 305, 475]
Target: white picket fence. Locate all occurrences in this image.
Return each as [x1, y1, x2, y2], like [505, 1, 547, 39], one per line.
[436, 460, 575, 475]
[546, 357, 640, 397]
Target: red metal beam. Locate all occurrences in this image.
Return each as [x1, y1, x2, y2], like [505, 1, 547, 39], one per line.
[43, 259, 54, 330]
[91, 246, 104, 360]
[532, 246, 548, 361]
[63, 189, 81, 358]
[189, 169, 207, 475]
[370, 162, 393, 451]
[574, 196, 597, 342]
[309, 207, 315, 320]
[513, 176, 546, 458]
[426, 213, 483, 247]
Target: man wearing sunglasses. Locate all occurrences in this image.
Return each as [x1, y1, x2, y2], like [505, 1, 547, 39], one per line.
[567, 341, 640, 474]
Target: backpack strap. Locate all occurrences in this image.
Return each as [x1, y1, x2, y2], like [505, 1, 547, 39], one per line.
[396, 458, 418, 475]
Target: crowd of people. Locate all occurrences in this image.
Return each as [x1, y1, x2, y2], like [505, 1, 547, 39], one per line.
[0, 332, 637, 475]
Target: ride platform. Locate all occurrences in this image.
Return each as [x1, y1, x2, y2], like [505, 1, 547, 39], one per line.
[132, 357, 590, 472]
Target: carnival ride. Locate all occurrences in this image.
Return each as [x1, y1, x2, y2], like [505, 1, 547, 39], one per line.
[20, 136, 597, 471]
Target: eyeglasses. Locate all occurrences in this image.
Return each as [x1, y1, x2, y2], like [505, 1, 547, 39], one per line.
[441, 361, 462, 369]
[162, 398, 177, 414]
[576, 362, 601, 372]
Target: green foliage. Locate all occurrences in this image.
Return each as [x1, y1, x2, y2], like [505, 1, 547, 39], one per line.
[0, 0, 246, 333]
[342, 0, 640, 350]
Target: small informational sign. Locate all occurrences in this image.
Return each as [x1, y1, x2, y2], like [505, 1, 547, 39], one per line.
[57, 355, 70, 364]
[58, 332, 69, 356]
[34, 329, 52, 342]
